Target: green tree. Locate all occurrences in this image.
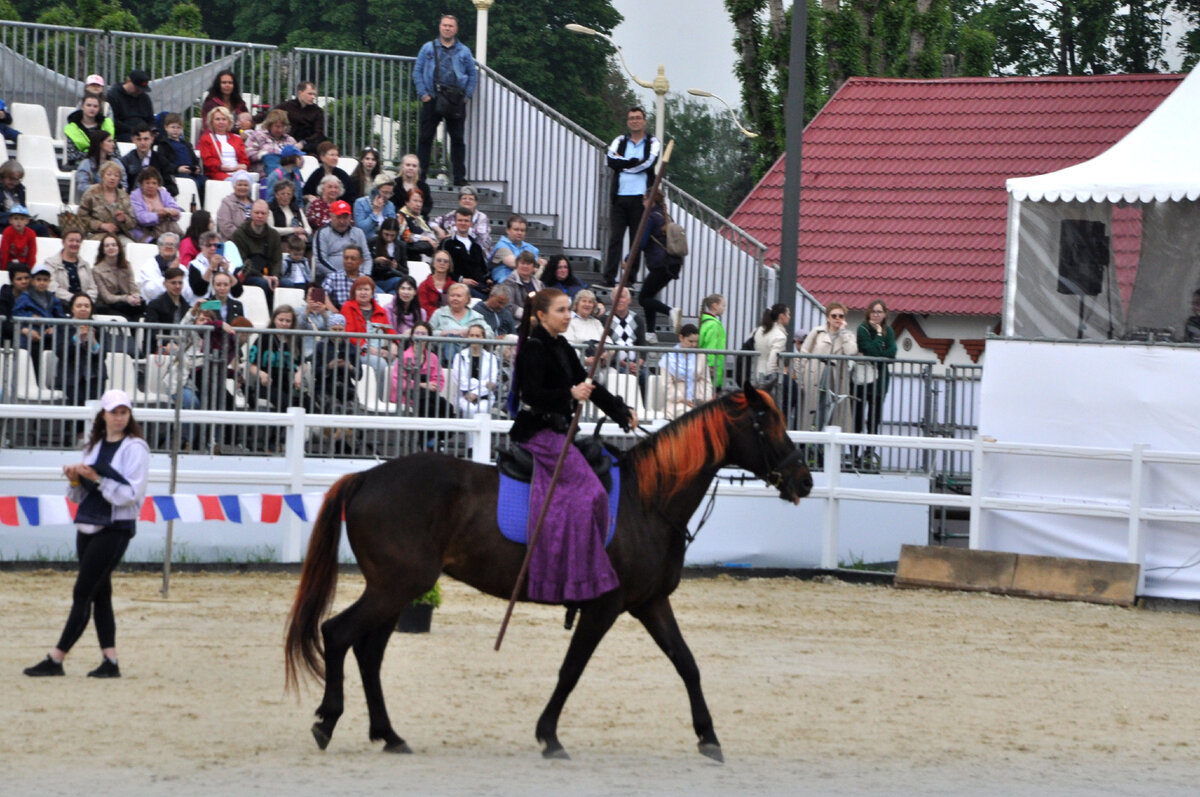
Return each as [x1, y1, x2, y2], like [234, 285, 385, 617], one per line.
[727, 0, 830, 181]
[656, 93, 755, 218]
[153, 1, 203, 37]
[0, 0, 18, 19]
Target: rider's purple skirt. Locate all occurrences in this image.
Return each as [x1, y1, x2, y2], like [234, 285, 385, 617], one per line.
[523, 428, 620, 603]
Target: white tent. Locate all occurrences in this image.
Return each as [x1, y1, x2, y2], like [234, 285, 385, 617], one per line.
[1003, 67, 1200, 342]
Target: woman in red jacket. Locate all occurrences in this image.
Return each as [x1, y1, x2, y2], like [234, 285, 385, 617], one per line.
[416, 249, 457, 320]
[340, 275, 397, 399]
[198, 106, 249, 180]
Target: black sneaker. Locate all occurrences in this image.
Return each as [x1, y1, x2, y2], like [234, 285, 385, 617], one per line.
[23, 655, 64, 677]
[87, 658, 121, 678]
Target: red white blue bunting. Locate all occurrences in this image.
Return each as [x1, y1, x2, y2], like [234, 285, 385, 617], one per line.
[0, 493, 328, 526]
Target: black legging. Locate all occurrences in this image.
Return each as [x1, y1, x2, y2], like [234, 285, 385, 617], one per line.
[638, 267, 673, 332]
[55, 527, 132, 653]
[853, 381, 887, 437]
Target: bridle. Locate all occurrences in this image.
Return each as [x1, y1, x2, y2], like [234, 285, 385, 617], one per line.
[749, 406, 805, 490]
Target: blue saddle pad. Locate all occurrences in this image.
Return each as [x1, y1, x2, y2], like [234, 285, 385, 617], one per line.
[497, 451, 620, 546]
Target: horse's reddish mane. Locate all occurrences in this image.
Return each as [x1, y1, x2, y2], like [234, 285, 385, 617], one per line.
[631, 392, 774, 504]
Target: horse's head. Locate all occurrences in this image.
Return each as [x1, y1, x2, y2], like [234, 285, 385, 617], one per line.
[731, 380, 813, 504]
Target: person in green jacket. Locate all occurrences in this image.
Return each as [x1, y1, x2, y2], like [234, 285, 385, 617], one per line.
[852, 299, 898, 467]
[697, 293, 727, 390]
[63, 95, 116, 168]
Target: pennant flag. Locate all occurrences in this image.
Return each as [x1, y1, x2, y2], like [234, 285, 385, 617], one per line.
[172, 494, 204, 523]
[66, 498, 78, 520]
[198, 495, 226, 521]
[140, 497, 157, 522]
[302, 493, 325, 523]
[153, 495, 180, 521]
[218, 495, 242, 523]
[18, 496, 39, 526]
[38, 495, 73, 526]
[283, 493, 307, 521]
[0, 496, 19, 526]
[262, 494, 283, 524]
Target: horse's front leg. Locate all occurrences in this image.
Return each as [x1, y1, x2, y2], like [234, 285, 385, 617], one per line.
[630, 596, 722, 762]
[535, 596, 622, 759]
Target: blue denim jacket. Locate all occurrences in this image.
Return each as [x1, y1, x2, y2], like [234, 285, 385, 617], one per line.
[414, 39, 478, 99]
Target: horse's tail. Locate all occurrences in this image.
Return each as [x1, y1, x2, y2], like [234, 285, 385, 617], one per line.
[285, 472, 359, 693]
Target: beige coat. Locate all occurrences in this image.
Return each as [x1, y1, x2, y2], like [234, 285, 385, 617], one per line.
[77, 185, 137, 241]
[797, 324, 858, 430]
[92, 258, 139, 305]
[43, 251, 97, 303]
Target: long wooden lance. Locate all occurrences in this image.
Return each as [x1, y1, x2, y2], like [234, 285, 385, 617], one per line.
[495, 140, 675, 651]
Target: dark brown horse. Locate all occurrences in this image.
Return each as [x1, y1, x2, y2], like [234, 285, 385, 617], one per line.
[285, 383, 812, 761]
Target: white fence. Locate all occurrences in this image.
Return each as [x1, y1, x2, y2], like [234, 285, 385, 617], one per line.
[1, 401, 1196, 598]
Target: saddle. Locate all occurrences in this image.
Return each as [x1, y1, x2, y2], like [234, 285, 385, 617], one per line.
[496, 436, 614, 493]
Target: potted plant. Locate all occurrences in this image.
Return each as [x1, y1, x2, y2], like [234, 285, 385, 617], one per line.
[395, 581, 442, 633]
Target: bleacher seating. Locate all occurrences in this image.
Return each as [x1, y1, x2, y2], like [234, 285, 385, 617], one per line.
[54, 105, 73, 142]
[175, 178, 199, 213]
[16, 134, 73, 197]
[336, 157, 358, 176]
[204, 177, 233, 217]
[273, 286, 305, 313]
[298, 155, 318, 183]
[10, 103, 54, 140]
[238, 284, 270, 328]
[22, 167, 67, 225]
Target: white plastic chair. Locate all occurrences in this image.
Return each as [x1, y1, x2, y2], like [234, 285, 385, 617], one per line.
[642, 372, 669, 420]
[0, 270, 8, 287]
[116, 141, 135, 157]
[274, 286, 306, 314]
[10, 102, 53, 139]
[407, 260, 431, 285]
[174, 178, 199, 213]
[354, 367, 398, 414]
[336, 156, 358, 176]
[203, 177, 233, 218]
[23, 169, 67, 224]
[16, 134, 74, 197]
[299, 156, 319, 183]
[606, 371, 648, 421]
[14, 347, 64, 401]
[238, 284, 270, 328]
[190, 117, 203, 146]
[35, 236, 63, 264]
[79, 239, 99, 262]
[54, 106, 73, 142]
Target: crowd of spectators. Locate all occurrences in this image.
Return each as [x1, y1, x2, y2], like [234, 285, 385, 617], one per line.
[0, 52, 900, 457]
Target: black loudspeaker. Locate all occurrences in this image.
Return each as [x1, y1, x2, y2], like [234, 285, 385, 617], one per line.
[1057, 219, 1108, 296]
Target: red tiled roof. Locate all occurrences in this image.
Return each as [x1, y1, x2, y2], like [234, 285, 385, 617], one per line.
[729, 74, 1183, 316]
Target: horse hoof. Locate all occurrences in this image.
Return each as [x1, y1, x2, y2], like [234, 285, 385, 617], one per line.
[541, 744, 570, 760]
[383, 740, 413, 754]
[698, 742, 724, 763]
[311, 723, 331, 751]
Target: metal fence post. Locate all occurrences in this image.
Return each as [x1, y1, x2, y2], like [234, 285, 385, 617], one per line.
[968, 435, 985, 549]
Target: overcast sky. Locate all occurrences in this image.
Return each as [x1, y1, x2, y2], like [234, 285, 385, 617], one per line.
[609, 0, 744, 110]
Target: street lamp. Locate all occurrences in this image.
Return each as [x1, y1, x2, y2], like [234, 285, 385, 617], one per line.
[566, 23, 668, 142]
[685, 88, 759, 138]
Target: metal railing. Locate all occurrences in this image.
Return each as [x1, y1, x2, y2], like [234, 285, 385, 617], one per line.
[1, 316, 980, 478]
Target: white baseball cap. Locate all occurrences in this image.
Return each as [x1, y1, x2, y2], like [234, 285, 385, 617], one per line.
[99, 389, 132, 411]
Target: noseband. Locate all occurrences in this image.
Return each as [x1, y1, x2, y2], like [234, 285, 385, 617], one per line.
[750, 408, 804, 489]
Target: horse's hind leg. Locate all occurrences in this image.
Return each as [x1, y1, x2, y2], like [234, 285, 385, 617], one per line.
[312, 597, 371, 749]
[353, 613, 410, 753]
[630, 596, 723, 762]
[535, 598, 621, 760]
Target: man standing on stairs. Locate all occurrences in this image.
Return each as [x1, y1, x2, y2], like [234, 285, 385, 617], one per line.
[415, 14, 478, 187]
[602, 106, 660, 287]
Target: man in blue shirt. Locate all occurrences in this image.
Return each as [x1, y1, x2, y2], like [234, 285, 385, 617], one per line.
[603, 106, 660, 286]
[488, 214, 544, 284]
[414, 14, 478, 187]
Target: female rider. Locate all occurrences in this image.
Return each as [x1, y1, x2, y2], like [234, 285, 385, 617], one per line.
[510, 287, 637, 603]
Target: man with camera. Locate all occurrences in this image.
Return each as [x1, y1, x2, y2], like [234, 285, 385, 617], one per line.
[414, 14, 478, 187]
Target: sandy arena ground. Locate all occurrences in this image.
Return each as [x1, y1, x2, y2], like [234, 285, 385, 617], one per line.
[4, 569, 1200, 796]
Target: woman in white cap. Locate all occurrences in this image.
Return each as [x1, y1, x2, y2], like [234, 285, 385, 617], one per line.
[216, 170, 254, 241]
[23, 388, 149, 679]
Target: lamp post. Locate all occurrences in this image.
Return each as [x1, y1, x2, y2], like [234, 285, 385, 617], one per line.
[685, 89, 759, 139]
[473, 0, 494, 66]
[566, 23, 668, 142]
